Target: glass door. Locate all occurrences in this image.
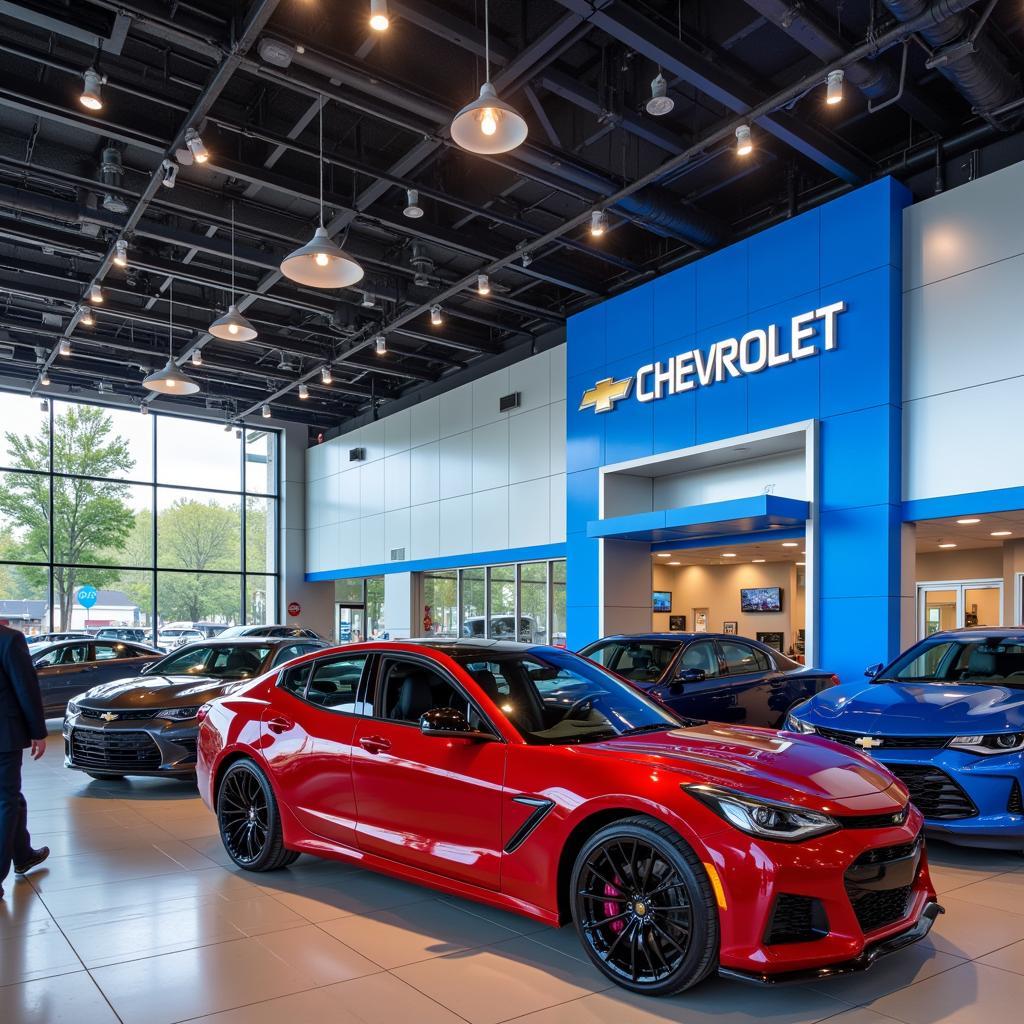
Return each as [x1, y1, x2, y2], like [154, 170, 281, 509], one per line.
[917, 581, 1002, 637]
[336, 605, 365, 644]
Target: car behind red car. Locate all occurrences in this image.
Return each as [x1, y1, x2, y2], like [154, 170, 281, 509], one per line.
[197, 639, 940, 995]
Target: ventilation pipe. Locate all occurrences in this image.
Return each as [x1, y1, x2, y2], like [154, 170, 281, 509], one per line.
[0, 183, 125, 230]
[100, 147, 130, 215]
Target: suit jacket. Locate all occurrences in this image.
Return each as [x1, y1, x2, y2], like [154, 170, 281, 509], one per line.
[0, 625, 47, 752]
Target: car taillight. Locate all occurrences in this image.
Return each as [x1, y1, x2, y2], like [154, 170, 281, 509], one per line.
[196, 703, 212, 724]
[828, 674, 841, 688]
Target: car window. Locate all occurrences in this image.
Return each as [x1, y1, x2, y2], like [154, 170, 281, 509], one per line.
[719, 640, 771, 675]
[93, 642, 140, 661]
[34, 646, 65, 668]
[156, 646, 212, 675]
[56, 643, 90, 665]
[582, 640, 678, 683]
[273, 643, 315, 666]
[304, 653, 370, 712]
[884, 636, 1024, 684]
[207, 645, 271, 678]
[379, 657, 468, 725]
[678, 640, 720, 678]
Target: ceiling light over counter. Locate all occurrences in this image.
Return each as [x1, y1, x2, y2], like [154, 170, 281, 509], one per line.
[80, 68, 104, 111]
[646, 72, 674, 116]
[369, 0, 389, 31]
[210, 200, 258, 340]
[143, 282, 199, 396]
[826, 69, 844, 105]
[735, 123, 753, 156]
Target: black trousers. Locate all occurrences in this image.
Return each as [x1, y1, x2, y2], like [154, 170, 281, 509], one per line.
[0, 750, 33, 887]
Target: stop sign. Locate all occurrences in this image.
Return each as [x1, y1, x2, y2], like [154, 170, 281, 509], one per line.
[287, 601, 301, 617]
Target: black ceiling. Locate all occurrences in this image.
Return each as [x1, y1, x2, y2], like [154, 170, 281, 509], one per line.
[0, 0, 1021, 437]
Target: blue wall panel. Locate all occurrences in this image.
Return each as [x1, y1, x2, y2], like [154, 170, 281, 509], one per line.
[566, 177, 911, 681]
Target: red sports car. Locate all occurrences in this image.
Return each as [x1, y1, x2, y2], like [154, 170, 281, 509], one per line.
[197, 639, 941, 995]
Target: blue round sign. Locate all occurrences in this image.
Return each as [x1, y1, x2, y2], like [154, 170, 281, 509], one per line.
[77, 585, 98, 609]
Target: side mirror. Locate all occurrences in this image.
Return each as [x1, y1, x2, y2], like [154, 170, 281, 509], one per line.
[864, 663, 883, 679]
[678, 668, 707, 683]
[420, 707, 494, 742]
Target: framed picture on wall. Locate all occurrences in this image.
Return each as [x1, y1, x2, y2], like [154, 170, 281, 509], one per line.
[669, 615, 686, 631]
[693, 608, 708, 632]
[722, 621, 737, 635]
[757, 631, 785, 652]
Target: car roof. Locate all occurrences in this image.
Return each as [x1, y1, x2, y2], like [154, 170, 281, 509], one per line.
[586, 633, 755, 643]
[171, 636, 324, 649]
[921, 627, 1024, 640]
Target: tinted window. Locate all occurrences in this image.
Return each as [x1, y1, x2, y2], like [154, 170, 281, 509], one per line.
[380, 658, 465, 724]
[719, 640, 771, 675]
[157, 646, 212, 675]
[679, 641, 720, 678]
[885, 636, 1024, 684]
[280, 661, 313, 698]
[208, 646, 270, 678]
[306, 654, 370, 712]
[582, 640, 678, 683]
[93, 642, 142, 661]
[273, 642, 316, 667]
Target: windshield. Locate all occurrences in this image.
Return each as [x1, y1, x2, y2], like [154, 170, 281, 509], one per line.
[882, 636, 1024, 686]
[580, 639, 680, 683]
[153, 644, 272, 679]
[456, 648, 681, 745]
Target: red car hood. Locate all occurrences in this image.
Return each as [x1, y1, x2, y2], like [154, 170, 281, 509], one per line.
[584, 723, 905, 814]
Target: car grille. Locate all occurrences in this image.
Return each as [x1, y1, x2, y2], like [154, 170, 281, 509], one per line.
[78, 707, 156, 721]
[815, 725, 948, 750]
[70, 728, 161, 771]
[836, 806, 910, 830]
[851, 840, 919, 867]
[844, 836, 921, 933]
[884, 763, 978, 820]
[176, 738, 198, 763]
[764, 894, 829, 945]
[1009, 779, 1023, 815]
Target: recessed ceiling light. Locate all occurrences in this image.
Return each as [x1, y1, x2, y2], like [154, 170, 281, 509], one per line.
[956, 518, 981, 525]
[721, 552, 737, 558]
[667, 561, 680, 566]
[796, 561, 805, 566]
[655, 553, 671, 558]
[991, 530, 1012, 537]
[782, 542, 799, 548]
[938, 542, 957, 549]
[752, 558, 766, 563]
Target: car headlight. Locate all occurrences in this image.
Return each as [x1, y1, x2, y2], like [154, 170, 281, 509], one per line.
[785, 711, 816, 734]
[154, 705, 202, 721]
[685, 784, 839, 842]
[949, 732, 1024, 755]
[65, 700, 80, 717]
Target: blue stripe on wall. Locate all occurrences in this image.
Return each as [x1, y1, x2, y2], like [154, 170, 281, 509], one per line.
[903, 487, 1024, 522]
[306, 542, 568, 582]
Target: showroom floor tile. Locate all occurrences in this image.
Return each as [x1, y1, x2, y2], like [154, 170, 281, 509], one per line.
[3, 728, 1023, 1024]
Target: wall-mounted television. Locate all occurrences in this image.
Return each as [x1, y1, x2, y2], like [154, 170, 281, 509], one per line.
[652, 591, 672, 613]
[740, 587, 783, 613]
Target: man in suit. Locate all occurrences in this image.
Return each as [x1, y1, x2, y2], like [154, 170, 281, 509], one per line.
[0, 624, 49, 899]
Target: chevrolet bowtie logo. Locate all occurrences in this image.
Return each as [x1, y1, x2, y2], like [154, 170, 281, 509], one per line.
[100, 712, 119, 722]
[854, 736, 883, 749]
[579, 376, 633, 414]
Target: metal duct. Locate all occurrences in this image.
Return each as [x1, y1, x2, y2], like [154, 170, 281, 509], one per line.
[881, 0, 1020, 119]
[0, 183, 125, 230]
[100, 147, 130, 215]
[257, 36, 730, 249]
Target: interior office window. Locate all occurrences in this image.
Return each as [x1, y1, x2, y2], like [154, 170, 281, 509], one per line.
[519, 562, 548, 643]
[421, 569, 458, 637]
[489, 564, 515, 638]
[551, 560, 567, 647]
[461, 567, 485, 637]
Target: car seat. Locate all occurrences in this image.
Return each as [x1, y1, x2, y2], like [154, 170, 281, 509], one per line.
[390, 671, 435, 722]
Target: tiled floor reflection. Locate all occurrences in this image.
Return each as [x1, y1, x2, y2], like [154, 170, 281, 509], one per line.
[3, 726, 1023, 1023]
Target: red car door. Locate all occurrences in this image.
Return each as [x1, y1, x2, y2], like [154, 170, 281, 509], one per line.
[259, 651, 373, 853]
[350, 652, 506, 890]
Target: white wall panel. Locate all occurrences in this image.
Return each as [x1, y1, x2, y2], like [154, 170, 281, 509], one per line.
[338, 468, 360, 522]
[410, 440, 440, 505]
[472, 420, 509, 491]
[439, 494, 473, 556]
[473, 366, 510, 427]
[439, 382, 473, 437]
[550, 345, 567, 402]
[509, 349, 550, 412]
[360, 513, 385, 566]
[473, 486, 509, 551]
[550, 401, 567, 476]
[509, 478, 550, 548]
[360, 460, 385, 518]
[361, 419, 386, 463]
[384, 450, 411, 511]
[336, 518, 361, 571]
[307, 475, 330, 529]
[306, 441, 331, 482]
[509, 407, 552, 484]
[410, 500, 440, 561]
[384, 407, 411, 457]
[410, 396, 440, 447]
[439, 431, 473, 499]
[549, 473, 567, 544]
[385, 507, 411, 559]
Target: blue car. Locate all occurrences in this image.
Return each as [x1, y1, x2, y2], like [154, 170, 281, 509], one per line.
[578, 633, 838, 728]
[786, 627, 1024, 851]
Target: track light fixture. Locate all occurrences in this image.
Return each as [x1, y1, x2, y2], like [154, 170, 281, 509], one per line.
[185, 128, 209, 164]
[646, 71, 674, 116]
[590, 210, 607, 237]
[261, 404, 271, 419]
[191, 350, 202, 367]
[477, 273, 490, 296]
[89, 283, 103, 304]
[375, 334, 387, 355]
[79, 307, 94, 327]
[298, 382, 309, 400]
[113, 239, 128, 267]
[360, 291, 376, 308]
[40, 398, 48, 411]
[369, 0, 389, 31]
[403, 188, 423, 218]
[430, 304, 443, 326]
[160, 159, 178, 189]
[450, 0, 527, 154]
[40, 371, 50, 387]
[209, 201, 258, 340]
[140, 403, 149, 415]
[281, 95, 364, 288]
[321, 365, 332, 385]
[735, 123, 753, 156]
[59, 339, 71, 356]
[826, 69, 844, 105]
[80, 68, 105, 111]
[521, 251, 532, 268]
[143, 281, 200, 395]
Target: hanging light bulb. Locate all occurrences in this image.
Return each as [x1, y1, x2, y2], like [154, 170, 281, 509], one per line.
[375, 334, 387, 355]
[89, 283, 104, 303]
[298, 382, 309, 399]
[191, 349, 202, 367]
[590, 210, 607, 237]
[140, 403, 149, 416]
[646, 72, 674, 116]
[735, 123, 753, 156]
[261, 403, 272, 419]
[143, 281, 200, 395]
[59, 339, 71, 356]
[477, 273, 490, 296]
[281, 96, 364, 288]
[403, 188, 423, 218]
[80, 68, 104, 111]
[209, 201, 258, 340]
[321, 365, 332, 385]
[450, 0, 527, 155]
[826, 69, 844, 105]
[79, 306, 94, 327]
[40, 370, 50, 386]
[113, 239, 128, 267]
[430, 304, 443, 326]
[185, 128, 209, 164]
[369, 0, 389, 31]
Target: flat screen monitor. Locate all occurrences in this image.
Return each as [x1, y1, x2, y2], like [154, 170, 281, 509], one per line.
[652, 591, 672, 613]
[740, 586, 783, 613]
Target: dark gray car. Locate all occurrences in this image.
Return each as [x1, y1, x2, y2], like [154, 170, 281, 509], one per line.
[62, 636, 327, 780]
[33, 638, 163, 717]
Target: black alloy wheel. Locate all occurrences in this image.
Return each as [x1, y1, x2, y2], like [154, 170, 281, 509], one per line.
[571, 816, 718, 995]
[216, 760, 298, 871]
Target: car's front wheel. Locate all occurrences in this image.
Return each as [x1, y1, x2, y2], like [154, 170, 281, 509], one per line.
[216, 760, 298, 871]
[570, 815, 719, 996]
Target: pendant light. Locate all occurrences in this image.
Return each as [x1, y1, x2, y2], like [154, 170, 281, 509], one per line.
[280, 95, 364, 288]
[646, 71, 674, 116]
[143, 281, 200, 395]
[450, 0, 527, 155]
[209, 200, 258, 340]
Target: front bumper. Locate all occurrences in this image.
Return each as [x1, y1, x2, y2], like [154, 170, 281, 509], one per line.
[63, 711, 199, 776]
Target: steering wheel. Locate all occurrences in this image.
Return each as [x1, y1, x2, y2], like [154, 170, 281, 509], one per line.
[561, 690, 608, 721]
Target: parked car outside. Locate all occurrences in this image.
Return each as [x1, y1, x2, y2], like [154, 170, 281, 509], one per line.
[218, 624, 322, 639]
[579, 633, 839, 728]
[26, 631, 93, 648]
[63, 636, 328, 780]
[156, 626, 205, 652]
[197, 638, 938, 995]
[94, 627, 153, 644]
[461, 615, 545, 642]
[785, 627, 1024, 851]
[31, 638, 163, 717]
